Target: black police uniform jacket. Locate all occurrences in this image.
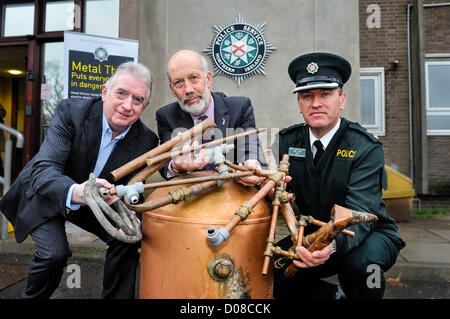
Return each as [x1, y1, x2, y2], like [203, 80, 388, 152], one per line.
[0, 97, 159, 243]
[275, 117, 405, 255]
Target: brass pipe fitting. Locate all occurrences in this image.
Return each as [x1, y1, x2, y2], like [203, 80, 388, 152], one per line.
[169, 187, 191, 204]
[235, 202, 253, 221]
[268, 171, 284, 186]
[263, 238, 275, 258]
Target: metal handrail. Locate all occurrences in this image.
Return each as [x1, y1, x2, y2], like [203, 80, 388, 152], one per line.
[0, 123, 24, 239]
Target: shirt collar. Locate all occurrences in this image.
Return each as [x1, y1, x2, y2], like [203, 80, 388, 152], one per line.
[191, 94, 215, 123]
[102, 114, 131, 141]
[309, 118, 341, 151]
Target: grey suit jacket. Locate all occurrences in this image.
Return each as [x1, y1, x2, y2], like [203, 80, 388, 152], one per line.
[0, 97, 158, 242]
[155, 91, 263, 178]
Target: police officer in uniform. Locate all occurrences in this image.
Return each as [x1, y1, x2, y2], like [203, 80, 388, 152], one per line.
[273, 52, 405, 299]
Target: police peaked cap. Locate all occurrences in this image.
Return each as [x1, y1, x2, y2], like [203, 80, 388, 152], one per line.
[288, 52, 352, 93]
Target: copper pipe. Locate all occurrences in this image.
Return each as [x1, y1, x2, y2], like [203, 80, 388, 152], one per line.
[283, 205, 377, 278]
[271, 246, 301, 260]
[224, 160, 250, 171]
[262, 205, 280, 275]
[261, 157, 290, 275]
[223, 160, 274, 178]
[127, 159, 171, 185]
[280, 202, 299, 243]
[110, 171, 254, 196]
[111, 118, 216, 181]
[146, 128, 267, 167]
[307, 216, 355, 237]
[297, 225, 305, 248]
[124, 180, 219, 212]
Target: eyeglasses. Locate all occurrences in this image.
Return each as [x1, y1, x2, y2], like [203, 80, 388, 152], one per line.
[113, 89, 145, 106]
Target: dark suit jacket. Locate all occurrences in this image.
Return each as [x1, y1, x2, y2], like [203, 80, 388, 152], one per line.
[155, 91, 262, 178]
[0, 97, 158, 243]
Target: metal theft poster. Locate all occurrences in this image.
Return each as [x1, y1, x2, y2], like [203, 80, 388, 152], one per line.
[63, 31, 139, 99]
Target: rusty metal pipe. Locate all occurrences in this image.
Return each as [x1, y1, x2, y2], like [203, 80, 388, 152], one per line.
[223, 160, 275, 178]
[111, 118, 216, 181]
[283, 205, 378, 278]
[110, 171, 254, 196]
[280, 202, 299, 242]
[146, 128, 267, 167]
[124, 180, 219, 212]
[271, 245, 301, 260]
[128, 159, 170, 185]
[306, 216, 355, 237]
[224, 160, 250, 171]
[262, 204, 280, 275]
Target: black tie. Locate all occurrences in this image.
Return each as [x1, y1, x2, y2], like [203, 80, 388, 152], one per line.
[313, 140, 324, 167]
[198, 115, 208, 122]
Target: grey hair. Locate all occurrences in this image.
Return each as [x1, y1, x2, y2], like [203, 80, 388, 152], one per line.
[166, 53, 209, 84]
[104, 61, 153, 107]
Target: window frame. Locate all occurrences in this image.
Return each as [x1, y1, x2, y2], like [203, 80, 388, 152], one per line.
[359, 67, 386, 136]
[425, 59, 450, 136]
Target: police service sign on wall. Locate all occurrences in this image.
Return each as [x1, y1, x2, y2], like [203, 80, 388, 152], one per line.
[204, 14, 276, 87]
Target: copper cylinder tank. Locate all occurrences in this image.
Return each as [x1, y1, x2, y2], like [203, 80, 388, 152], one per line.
[139, 171, 273, 299]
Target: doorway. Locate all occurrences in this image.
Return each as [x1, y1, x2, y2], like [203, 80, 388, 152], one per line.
[0, 45, 27, 179]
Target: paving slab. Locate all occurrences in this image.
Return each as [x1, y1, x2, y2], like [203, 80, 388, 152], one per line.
[427, 229, 450, 242]
[399, 242, 450, 264]
[398, 227, 447, 243]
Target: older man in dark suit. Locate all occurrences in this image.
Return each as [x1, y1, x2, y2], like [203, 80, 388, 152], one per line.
[156, 50, 264, 186]
[0, 62, 159, 299]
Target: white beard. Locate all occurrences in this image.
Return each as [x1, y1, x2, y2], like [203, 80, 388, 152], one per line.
[178, 85, 210, 116]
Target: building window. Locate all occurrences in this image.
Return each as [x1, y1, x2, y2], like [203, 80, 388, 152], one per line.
[45, 1, 75, 32]
[360, 67, 385, 136]
[2, 3, 35, 37]
[84, 0, 120, 38]
[425, 60, 450, 135]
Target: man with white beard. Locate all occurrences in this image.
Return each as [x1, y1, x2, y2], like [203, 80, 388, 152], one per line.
[156, 50, 264, 186]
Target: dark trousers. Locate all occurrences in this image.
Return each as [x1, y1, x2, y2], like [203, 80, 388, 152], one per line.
[24, 209, 140, 299]
[273, 231, 400, 299]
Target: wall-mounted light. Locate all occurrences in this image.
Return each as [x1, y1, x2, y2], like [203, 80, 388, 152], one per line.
[391, 60, 399, 71]
[7, 69, 24, 75]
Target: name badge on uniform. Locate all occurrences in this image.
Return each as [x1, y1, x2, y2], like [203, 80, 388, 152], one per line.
[288, 147, 306, 158]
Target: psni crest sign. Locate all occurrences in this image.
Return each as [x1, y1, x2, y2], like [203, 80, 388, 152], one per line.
[204, 14, 276, 87]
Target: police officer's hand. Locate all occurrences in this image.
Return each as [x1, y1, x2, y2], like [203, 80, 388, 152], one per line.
[172, 139, 209, 173]
[235, 160, 265, 186]
[72, 178, 121, 206]
[293, 243, 334, 268]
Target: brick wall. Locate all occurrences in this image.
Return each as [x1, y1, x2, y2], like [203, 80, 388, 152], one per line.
[359, 0, 411, 174]
[359, 1, 450, 209]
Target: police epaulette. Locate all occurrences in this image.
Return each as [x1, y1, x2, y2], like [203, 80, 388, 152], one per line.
[279, 123, 306, 135]
[348, 122, 380, 143]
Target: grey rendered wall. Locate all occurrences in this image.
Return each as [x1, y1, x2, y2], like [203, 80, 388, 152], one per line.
[120, 0, 360, 136]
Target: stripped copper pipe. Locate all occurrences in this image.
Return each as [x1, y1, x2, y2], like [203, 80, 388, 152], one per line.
[283, 205, 378, 278]
[280, 202, 300, 243]
[123, 180, 220, 212]
[109, 170, 254, 196]
[111, 117, 216, 181]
